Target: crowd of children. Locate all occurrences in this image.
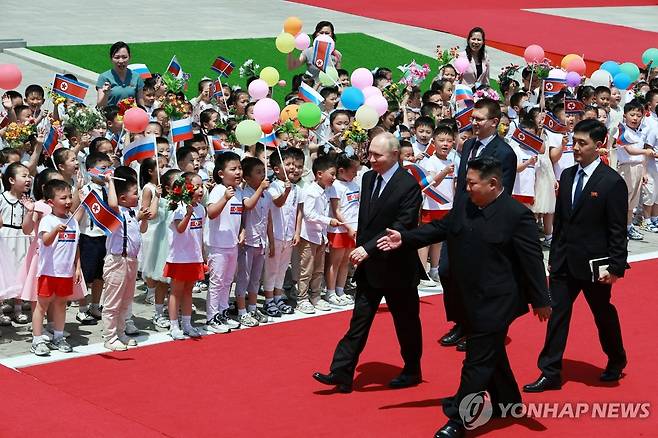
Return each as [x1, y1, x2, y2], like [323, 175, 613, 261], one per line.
[1, 25, 658, 356]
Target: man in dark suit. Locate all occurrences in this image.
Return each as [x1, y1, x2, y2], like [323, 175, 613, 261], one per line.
[439, 98, 517, 350]
[378, 156, 551, 438]
[313, 132, 425, 393]
[524, 119, 629, 393]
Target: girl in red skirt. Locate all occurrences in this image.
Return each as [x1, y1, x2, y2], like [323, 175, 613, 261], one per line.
[164, 172, 206, 340]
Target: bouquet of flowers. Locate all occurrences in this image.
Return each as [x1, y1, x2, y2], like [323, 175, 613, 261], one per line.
[341, 120, 368, 145]
[530, 59, 553, 80]
[63, 105, 106, 133]
[436, 45, 459, 71]
[46, 86, 66, 106]
[117, 97, 136, 120]
[162, 93, 188, 120]
[383, 82, 407, 106]
[398, 61, 431, 87]
[498, 63, 521, 85]
[2, 122, 36, 147]
[161, 72, 187, 94]
[276, 120, 304, 142]
[239, 59, 260, 79]
[474, 87, 501, 102]
[166, 176, 196, 210]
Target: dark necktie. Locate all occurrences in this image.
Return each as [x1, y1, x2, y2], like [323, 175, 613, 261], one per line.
[470, 140, 483, 160]
[573, 169, 586, 206]
[101, 187, 109, 203]
[371, 174, 383, 203]
[122, 210, 134, 257]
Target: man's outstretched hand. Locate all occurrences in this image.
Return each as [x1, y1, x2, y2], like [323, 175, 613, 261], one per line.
[376, 228, 402, 251]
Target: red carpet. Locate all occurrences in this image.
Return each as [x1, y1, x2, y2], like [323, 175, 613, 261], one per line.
[288, 0, 657, 70]
[5, 258, 657, 437]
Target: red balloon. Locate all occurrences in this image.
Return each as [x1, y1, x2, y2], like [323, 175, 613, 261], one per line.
[123, 107, 150, 133]
[0, 64, 23, 90]
[261, 123, 274, 134]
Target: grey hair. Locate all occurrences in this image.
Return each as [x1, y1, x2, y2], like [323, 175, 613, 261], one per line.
[374, 132, 400, 152]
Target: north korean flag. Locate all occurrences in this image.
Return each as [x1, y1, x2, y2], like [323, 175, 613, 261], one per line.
[543, 78, 566, 97]
[211, 56, 234, 78]
[53, 74, 89, 103]
[312, 39, 334, 72]
[81, 190, 123, 235]
[455, 107, 473, 133]
[564, 97, 585, 114]
[542, 112, 567, 134]
[512, 126, 543, 154]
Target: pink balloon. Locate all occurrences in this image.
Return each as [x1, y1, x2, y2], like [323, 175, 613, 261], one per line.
[365, 94, 388, 116]
[278, 80, 287, 87]
[0, 64, 22, 90]
[248, 79, 269, 100]
[314, 34, 335, 47]
[253, 98, 281, 125]
[566, 57, 586, 75]
[123, 107, 149, 133]
[362, 86, 382, 100]
[295, 33, 310, 51]
[350, 68, 373, 90]
[565, 71, 581, 87]
[524, 44, 545, 64]
[454, 57, 470, 74]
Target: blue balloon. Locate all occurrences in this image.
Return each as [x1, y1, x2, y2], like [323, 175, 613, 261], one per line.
[600, 61, 620, 77]
[613, 72, 631, 90]
[340, 87, 365, 111]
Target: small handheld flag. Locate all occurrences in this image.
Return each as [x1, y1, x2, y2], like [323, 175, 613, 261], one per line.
[81, 190, 123, 235]
[123, 135, 157, 165]
[171, 118, 194, 143]
[564, 97, 585, 114]
[42, 126, 59, 156]
[211, 56, 234, 77]
[259, 131, 278, 149]
[543, 78, 566, 97]
[542, 112, 567, 134]
[455, 107, 473, 133]
[210, 78, 223, 98]
[616, 124, 637, 146]
[88, 166, 114, 182]
[208, 135, 230, 154]
[298, 82, 324, 105]
[512, 126, 543, 154]
[424, 185, 451, 205]
[423, 141, 436, 158]
[167, 55, 183, 78]
[53, 74, 89, 103]
[128, 64, 151, 79]
[312, 39, 334, 72]
[404, 164, 432, 190]
[454, 85, 474, 109]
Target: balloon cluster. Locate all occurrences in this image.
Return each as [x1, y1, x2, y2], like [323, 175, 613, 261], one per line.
[340, 69, 388, 129]
[275, 16, 310, 54]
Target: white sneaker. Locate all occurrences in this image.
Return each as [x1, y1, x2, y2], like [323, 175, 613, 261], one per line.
[419, 277, 436, 288]
[239, 312, 259, 327]
[218, 310, 241, 330]
[199, 282, 208, 292]
[30, 341, 51, 356]
[153, 314, 170, 329]
[104, 339, 128, 351]
[124, 319, 139, 335]
[169, 328, 185, 340]
[324, 294, 346, 307]
[313, 300, 332, 311]
[295, 300, 316, 314]
[337, 294, 354, 305]
[192, 283, 201, 293]
[428, 270, 440, 283]
[206, 320, 231, 334]
[183, 325, 201, 338]
[118, 335, 138, 346]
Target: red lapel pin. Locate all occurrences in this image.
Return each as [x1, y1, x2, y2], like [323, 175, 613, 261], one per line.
[591, 191, 598, 198]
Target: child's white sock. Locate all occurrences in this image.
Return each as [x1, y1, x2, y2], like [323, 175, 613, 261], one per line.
[53, 330, 63, 341]
[544, 234, 553, 240]
[274, 295, 283, 303]
[181, 315, 192, 328]
[652, 216, 658, 224]
[238, 308, 247, 316]
[247, 304, 256, 313]
[429, 267, 438, 275]
[32, 335, 47, 345]
[326, 289, 335, 297]
[155, 304, 164, 316]
[146, 287, 155, 299]
[170, 319, 180, 331]
[336, 287, 345, 296]
[265, 297, 274, 304]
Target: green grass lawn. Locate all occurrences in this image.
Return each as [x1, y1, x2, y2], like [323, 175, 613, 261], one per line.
[31, 33, 439, 101]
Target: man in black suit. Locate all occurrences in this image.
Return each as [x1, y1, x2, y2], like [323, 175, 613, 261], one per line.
[524, 119, 629, 393]
[439, 98, 517, 350]
[378, 157, 551, 438]
[313, 132, 425, 393]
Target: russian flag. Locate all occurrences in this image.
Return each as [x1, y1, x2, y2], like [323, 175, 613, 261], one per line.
[259, 131, 278, 148]
[211, 56, 234, 77]
[542, 112, 567, 134]
[312, 39, 333, 72]
[616, 124, 637, 146]
[167, 55, 183, 78]
[208, 135, 230, 154]
[171, 117, 194, 143]
[404, 164, 432, 190]
[298, 82, 324, 105]
[455, 107, 473, 133]
[128, 63, 151, 79]
[88, 166, 114, 181]
[454, 85, 474, 108]
[424, 186, 451, 205]
[53, 74, 89, 103]
[512, 126, 543, 154]
[42, 126, 59, 156]
[81, 190, 123, 235]
[123, 135, 157, 165]
[543, 78, 566, 97]
[564, 97, 585, 114]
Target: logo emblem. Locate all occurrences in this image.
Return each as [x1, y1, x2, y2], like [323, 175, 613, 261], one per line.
[545, 82, 554, 91]
[91, 202, 101, 214]
[315, 58, 324, 68]
[517, 132, 526, 141]
[60, 82, 68, 91]
[567, 102, 575, 110]
[459, 391, 493, 430]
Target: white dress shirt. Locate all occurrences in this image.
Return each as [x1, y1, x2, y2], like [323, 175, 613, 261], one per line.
[471, 134, 497, 158]
[572, 158, 601, 203]
[373, 162, 399, 198]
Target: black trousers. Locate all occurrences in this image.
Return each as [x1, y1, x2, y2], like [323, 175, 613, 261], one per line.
[329, 282, 422, 380]
[438, 243, 459, 323]
[443, 328, 521, 423]
[538, 268, 626, 378]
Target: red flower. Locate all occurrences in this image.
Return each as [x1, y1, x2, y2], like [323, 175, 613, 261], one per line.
[172, 185, 183, 195]
[185, 183, 195, 192]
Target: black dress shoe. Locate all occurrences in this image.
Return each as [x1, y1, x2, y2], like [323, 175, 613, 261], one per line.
[440, 324, 464, 346]
[600, 369, 623, 382]
[312, 372, 353, 393]
[456, 338, 466, 352]
[389, 373, 422, 389]
[434, 421, 465, 438]
[523, 375, 562, 393]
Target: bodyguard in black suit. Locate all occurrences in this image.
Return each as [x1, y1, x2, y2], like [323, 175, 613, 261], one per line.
[313, 132, 425, 393]
[378, 157, 551, 438]
[439, 98, 517, 349]
[525, 119, 629, 392]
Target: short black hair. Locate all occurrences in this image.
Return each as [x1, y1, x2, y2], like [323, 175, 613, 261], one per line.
[270, 147, 305, 169]
[422, 89, 441, 104]
[336, 152, 359, 170]
[13, 105, 30, 118]
[176, 145, 198, 164]
[143, 77, 157, 92]
[433, 124, 456, 139]
[1, 162, 28, 190]
[329, 109, 351, 126]
[467, 156, 502, 182]
[320, 87, 339, 99]
[474, 97, 502, 120]
[25, 84, 45, 98]
[85, 152, 111, 170]
[414, 116, 435, 131]
[420, 102, 441, 118]
[183, 133, 207, 148]
[103, 105, 120, 122]
[213, 151, 242, 184]
[33, 168, 61, 201]
[399, 140, 413, 151]
[595, 86, 611, 96]
[113, 166, 138, 196]
[312, 154, 336, 175]
[623, 99, 644, 114]
[110, 41, 130, 58]
[241, 156, 264, 177]
[43, 179, 71, 201]
[89, 136, 112, 154]
[573, 119, 608, 143]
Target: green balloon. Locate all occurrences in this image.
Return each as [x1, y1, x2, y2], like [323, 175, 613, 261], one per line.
[619, 62, 640, 82]
[235, 120, 263, 146]
[642, 48, 658, 66]
[319, 66, 339, 87]
[297, 102, 322, 128]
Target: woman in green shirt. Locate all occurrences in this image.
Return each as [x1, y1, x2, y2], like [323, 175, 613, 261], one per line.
[96, 41, 144, 108]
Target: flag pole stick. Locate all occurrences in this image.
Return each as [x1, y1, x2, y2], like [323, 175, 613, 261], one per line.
[217, 75, 230, 115]
[275, 145, 288, 181]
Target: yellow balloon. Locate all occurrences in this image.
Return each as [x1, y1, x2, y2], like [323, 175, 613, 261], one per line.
[355, 105, 378, 129]
[275, 32, 296, 54]
[319, 66, 339, 86]
[561, 54, 580, 70]
[259, 66, 280, 87]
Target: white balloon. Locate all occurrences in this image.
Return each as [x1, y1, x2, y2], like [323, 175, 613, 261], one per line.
[547, 68, 567, 80]
[589, 69, 612, 87]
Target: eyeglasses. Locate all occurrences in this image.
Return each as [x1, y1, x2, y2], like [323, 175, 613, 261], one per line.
[470, 116, 492, 123]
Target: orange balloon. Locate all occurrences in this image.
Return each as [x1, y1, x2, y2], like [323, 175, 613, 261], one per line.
[283, 16, 303, 36]
[561, 54, 580, 70]
[280, 104, 300, 127]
